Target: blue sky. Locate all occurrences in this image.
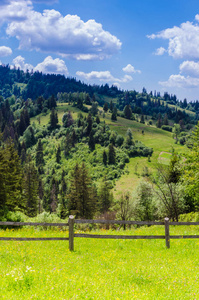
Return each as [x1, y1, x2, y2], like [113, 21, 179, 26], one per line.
[1, 0, 199, 101]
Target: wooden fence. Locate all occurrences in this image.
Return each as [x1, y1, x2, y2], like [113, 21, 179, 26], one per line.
[0, 216, 199, 250]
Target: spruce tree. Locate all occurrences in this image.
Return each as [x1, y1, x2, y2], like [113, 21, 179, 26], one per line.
[98, 176, 113, 213]
[88, 130, 95, 151]
[23, 155, 39, 217]
[67, 163, 96, 218]
[108, 143, 116, 165]
[56, 144, 61, 163]
[35, 139, 44, 167]
[49, 108, 58, 129]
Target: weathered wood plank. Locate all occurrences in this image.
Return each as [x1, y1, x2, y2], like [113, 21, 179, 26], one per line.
[165, 217, 170, 249]
[74, 219, 165, 225]
[74, 234, 165, 239]
[0, 222, 69, 227]
[169, 222, 199, 225]
[170, 235, 199, 239]
[69, 215, 75, 251]
[0, 237, 69, 241]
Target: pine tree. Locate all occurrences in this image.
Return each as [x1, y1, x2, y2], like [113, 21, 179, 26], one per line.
[111, 107, 117, 121]
[86, 113, 92, 136]
[108, 143, 116, 165]
[98, 176, 113, 213]
[88, 130, 95, 151]
[67, 163, 96, 218]
[0, 142, 24, 213]
[49, 108, 58, 129]
[23, 155, 39, 217]
[123, 105, 132, 119]
[103, 102, 108, 112]
[103, 150, 107, 165]
[56, 144, 61, 163]
[35, 139, 44, 167]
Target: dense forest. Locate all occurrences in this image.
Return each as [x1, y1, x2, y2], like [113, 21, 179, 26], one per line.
[0, 65, 199, 224]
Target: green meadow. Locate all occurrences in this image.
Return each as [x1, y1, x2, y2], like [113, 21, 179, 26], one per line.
[0, 226, 199, 299]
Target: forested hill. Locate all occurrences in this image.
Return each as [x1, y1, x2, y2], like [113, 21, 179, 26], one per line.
[0, 64, 122, 100]
[0, 64, 199, 118]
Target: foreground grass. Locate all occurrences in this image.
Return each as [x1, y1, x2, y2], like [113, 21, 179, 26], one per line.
[0, 226, 199, 299]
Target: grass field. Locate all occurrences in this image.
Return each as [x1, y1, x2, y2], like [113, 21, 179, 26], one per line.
[0, 226, 199, 299]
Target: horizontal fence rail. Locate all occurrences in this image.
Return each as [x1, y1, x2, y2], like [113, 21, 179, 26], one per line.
[0, 216, 199, 250]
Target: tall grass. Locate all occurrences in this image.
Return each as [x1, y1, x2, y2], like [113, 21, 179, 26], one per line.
[0, 226, 198, 299]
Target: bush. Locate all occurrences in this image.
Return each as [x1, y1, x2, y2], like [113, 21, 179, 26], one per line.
[161, 125, 173, 132]
[179, 212, 199, 222]
[27, 212, 68, 230]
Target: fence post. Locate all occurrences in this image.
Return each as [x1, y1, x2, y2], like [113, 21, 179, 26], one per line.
[69, 215, 75, 251]
[164, 217, 170, 249]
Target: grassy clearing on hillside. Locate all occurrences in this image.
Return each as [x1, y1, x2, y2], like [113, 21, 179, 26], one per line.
[0, 227, 199, 299]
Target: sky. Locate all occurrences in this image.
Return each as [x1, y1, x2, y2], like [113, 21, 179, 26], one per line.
[1, 0, 199, 101]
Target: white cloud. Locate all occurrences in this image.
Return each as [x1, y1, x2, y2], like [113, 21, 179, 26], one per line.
[0, 1, 33, 25]
[34, 56, 68, 75]
[1, 1, 121, 60]
[32, 0, 58, 3]
[154, 47, 166, 56]
[11, 55, 68, 76]
[122, 64, 141, 74]
[148, 16, 199, 59]
[12, 55, 34, 71]
[0, 46, 12, 57]
[159, 74, 199, 88]
[179, 60, 199, 77]
[76, 70, 132, 83]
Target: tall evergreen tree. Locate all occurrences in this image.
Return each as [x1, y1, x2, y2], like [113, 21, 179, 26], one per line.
[56, 144, 61, 163]
[23, 155, 39, 217]
[98, 176, 113, 213]
[67, 163, 96, 218]
[35, 139, 44, 167]
[88, 130, 95, 151]
[108, 143, 116, 165]
[49, 108, 58, 129]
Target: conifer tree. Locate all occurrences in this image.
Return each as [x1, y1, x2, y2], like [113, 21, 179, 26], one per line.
[56, 144, 61, 163]
[103, 150, 107, 165]
[98, 176, 113, 213]
[111, 106, 117, 121]
[67, 163, 96, 218]
[86, 113, 92, 136]
[49, 108, 58, 129]
[0, 141, 24, 213]
[88, 130, 95, 151]
[108, 143, 116, 165]
[35, 139, 44, 167]
[23, 155, 39, 217]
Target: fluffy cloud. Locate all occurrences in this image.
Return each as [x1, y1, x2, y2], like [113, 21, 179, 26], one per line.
[32, 0, 58, 3]
[0, 1, 33, 25]
[0, 46, 12, 57]
[1, 1, 121, 60]
[12, 55, 34, 71]
[76, 70, 132, 83]
[154, 47, 166, 56]
[34, 56, 68, 75]
[148, 16, 199, 59]
[122, 64, 141, 74]
[159, 74, 199, 88]
[179, 60, 199, 77]
[11, 55, 68, 76]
